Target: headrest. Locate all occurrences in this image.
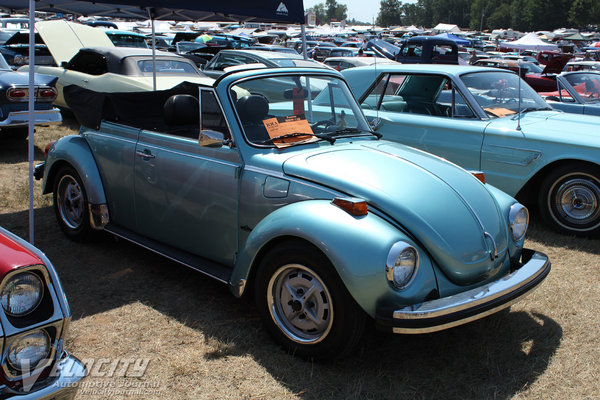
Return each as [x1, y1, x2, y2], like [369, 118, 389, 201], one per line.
[237, 95, 269, 123]
[164, 94, 199, 126]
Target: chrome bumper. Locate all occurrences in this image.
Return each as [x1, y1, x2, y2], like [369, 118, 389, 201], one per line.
[378, 249, 550, 334]
[0, 109, 61, 127]
[3, 353, 86, 400]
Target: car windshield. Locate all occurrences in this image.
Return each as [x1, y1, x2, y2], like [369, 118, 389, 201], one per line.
[232, 74, 373, 148]
[460, 71, 550, 118]
[176, 41, 206, 53]
[137, 59, 199, 75]
[564, 73, 600, 103]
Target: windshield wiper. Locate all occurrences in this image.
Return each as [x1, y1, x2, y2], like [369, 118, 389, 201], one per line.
[511, 106, 552, 118]
[259, 132, 335, 145]
[332, 127, 382, 139]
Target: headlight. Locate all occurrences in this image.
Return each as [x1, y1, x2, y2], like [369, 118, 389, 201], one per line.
[7, 330, 50, 371]
[509, 203, 529, 241]
[386, 242, 419, 289]
[0, 271, 44, 316]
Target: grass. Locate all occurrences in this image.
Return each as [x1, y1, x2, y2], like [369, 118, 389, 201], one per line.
[0, 114, 599, 399]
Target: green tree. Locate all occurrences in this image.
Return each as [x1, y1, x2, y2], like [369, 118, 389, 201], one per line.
[325, 0, 348, 22]
[377, 0, 402, 27]
[308, 4, 326, 25]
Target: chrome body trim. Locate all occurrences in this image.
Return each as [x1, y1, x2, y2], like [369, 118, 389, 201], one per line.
[0, 109, 61, 127]
[388, 250, 550, 334]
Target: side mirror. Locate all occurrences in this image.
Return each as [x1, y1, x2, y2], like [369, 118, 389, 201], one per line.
[198, 129, 228, 148]
[61, 61, 69, 68]
[369, 117, 383, 131]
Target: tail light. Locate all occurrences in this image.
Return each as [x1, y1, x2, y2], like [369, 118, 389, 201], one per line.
[6, 86, 57, 102]
[38, 87, 57, 101]
[44, 141, 56, 158]
[6, 88, 28, 102]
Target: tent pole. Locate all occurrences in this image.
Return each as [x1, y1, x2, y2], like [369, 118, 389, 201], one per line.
[301, 24, 307, 60]
[149, 8, 157, 91]
[28, 0, 35, 244]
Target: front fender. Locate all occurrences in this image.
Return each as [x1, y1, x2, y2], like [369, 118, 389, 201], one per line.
[42, 134, 107, 207]
[231, 200, 438, 317]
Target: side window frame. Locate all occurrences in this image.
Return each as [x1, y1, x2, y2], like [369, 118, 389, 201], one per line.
[198, 87, 234, 145]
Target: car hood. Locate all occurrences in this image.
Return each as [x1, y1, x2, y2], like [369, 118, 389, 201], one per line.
[0, 229, 42, 279]
[282, 141, 508, 285]
[496, 111, 600, 140]
[36, 20, 113, 65]
[0, 69, 58, 86]
[541, 54, 572, 75]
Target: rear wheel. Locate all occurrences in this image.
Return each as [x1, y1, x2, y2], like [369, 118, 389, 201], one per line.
[254, 241, 366, 360]
[538, 164, 600, 235]
[53, 166, 91, 240]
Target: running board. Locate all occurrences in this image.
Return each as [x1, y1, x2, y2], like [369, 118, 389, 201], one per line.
[104, 224, 232, 284]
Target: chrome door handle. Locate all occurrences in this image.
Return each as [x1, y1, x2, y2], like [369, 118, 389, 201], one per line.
[135, 150, 155, 159]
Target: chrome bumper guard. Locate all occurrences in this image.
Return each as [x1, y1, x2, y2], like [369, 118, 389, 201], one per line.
[377, 249, 550, 334]
[0, 109, 61, 127]
[4, 353, 86, 400]
[34, 162, 45, 180]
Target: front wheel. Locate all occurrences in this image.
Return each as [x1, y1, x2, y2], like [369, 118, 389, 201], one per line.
[254, 241, 365, 360]
[538, 164, 600, 236]
[53, 166, 91, 240]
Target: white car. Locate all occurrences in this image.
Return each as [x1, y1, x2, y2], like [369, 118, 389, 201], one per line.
[20, 20, 212, 108]
[323, 56, 399, 71]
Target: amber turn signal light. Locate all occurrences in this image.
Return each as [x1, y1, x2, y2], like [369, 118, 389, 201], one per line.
[469, 171, 486, 184]
[332, 197, 368, 217]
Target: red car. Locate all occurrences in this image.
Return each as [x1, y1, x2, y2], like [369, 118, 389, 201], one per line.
[0, 226, 85, 398]
[475, 55, 571, 92]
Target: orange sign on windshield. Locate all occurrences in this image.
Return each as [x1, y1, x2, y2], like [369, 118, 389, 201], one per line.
[263, 115, 315, 148]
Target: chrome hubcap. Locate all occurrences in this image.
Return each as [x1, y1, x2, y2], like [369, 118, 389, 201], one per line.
[267, 264, 333, 344]
[554, 177, 600, 226]
[57, 175, 84, 229]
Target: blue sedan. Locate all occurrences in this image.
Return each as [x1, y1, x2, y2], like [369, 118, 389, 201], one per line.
[343, 64, 600, 236]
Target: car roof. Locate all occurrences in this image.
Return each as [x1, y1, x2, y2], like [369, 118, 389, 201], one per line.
[346, 63, 497, 75]
[218, 49, 303, 60]
[80, 46, 175, 60]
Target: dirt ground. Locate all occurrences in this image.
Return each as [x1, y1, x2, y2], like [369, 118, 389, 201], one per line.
[1, 117, 599, 399]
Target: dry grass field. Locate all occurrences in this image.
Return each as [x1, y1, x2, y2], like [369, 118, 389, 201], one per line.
[1, 114, 599, 400]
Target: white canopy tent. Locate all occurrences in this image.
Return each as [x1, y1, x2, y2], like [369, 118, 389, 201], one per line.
[500, 32, 559, 51]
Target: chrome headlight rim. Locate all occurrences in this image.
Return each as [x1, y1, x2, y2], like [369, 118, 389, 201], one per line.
[509, 203, 529, 241]
[6, 329, 51, 372]
[0, 267, 45, 317]
[385, 241, 419, 290]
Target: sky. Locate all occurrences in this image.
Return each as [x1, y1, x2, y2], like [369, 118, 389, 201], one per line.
[302, 0, 416, 25]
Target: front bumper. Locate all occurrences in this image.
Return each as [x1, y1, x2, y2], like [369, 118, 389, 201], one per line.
[0, 109, 61, 128]
[3, 353, 86, 400]
[376, 249, 550, 334]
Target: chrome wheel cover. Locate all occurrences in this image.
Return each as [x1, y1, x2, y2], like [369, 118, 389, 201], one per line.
[267, 264, 333, 344]
[550, 174, 600, 230]
[57, 174, 85, 229]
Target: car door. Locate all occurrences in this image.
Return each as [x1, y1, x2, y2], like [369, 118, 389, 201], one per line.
[134, 89, 241, 265]
[361, 72, 485, 170]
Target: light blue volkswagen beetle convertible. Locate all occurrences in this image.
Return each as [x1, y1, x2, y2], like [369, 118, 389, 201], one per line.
[35, 67, 550, 359]
[342, 64, 600, 236]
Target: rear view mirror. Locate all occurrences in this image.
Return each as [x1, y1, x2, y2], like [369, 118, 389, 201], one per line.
[284, 88, 308, 99]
